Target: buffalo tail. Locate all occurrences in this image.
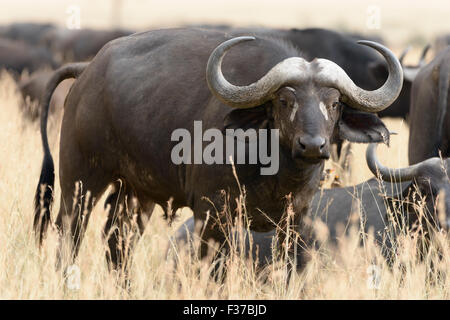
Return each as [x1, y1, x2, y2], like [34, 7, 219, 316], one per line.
[33, 62, 88, 246]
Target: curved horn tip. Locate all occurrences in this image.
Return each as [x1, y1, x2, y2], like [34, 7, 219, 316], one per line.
[207, 35, 280, 109]
[211, 36, 256, 54]
[366, 141, 419, 182]
[230, 36, 256, 43]
[332, 40, 401, 113]
[356, 40, 384, 49]
[356, 40, 402, 66]
[210, 36, 257, 54]
[356, 40, 401, 61]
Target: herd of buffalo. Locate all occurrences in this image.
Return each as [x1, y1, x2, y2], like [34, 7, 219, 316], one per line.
[1, 22, 449, 279]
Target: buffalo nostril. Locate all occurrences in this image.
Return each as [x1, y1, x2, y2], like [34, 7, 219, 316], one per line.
[319, 141, 326, 150]
[299, 141, 306, 150]
[298, 136, 328, 158]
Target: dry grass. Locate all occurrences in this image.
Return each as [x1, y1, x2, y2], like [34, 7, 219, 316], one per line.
[0, 0, 448, 299]
[0, 68, 449, 299]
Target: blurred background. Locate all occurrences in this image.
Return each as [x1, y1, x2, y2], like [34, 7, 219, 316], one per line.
[1, 0, 449, 46]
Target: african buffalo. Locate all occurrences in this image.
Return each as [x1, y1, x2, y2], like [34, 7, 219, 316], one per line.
[0, 22, 55, 46]
[175, 144, 450, 267]
[400, 45, 430, 82]
[47, 28, 134, 62]
[434, 35, 450, 55]
[408, 47, 449, 164]
[0, 38, 58, 75]
[33, 28, 402, 277]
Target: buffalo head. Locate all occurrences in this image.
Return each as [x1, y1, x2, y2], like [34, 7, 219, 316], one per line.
[367, 143, 450, 232]
[206, 37, 403, 164]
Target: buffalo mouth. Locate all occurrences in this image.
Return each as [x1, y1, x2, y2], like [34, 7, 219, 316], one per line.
[292, 151, 330, 164]
[301, 155, 330, 164]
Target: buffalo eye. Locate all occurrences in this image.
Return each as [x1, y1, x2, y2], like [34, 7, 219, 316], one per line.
[331, 101, 340, 110]
[279, 97, 289, 107]
[277, 87, 296, 108]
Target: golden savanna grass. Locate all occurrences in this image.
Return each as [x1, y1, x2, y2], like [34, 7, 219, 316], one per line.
[1, 0, 449, 299]
[0, 68, 449, 299]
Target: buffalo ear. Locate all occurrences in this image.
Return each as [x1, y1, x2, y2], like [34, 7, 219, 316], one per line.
[338, 107, 390, 145]
[223, 105, 270, 132]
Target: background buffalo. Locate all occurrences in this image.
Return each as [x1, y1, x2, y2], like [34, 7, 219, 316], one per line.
[408, 47, 450, 164]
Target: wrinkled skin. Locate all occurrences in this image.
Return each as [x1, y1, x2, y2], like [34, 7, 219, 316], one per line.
[409, 47, 450, 164]
[175, 158, 450, 268]
[35, 28, 393, 277]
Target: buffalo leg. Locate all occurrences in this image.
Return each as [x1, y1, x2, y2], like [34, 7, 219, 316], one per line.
[193, 198, 230, 281]
[54, 171, 110, 271]
[103, 181, 154, 279]
[276, 206, 311, 284]
[197, 219, 227, 260]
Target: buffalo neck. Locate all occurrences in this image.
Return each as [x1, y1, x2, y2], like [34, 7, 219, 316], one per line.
[244, 145, 323, 211]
